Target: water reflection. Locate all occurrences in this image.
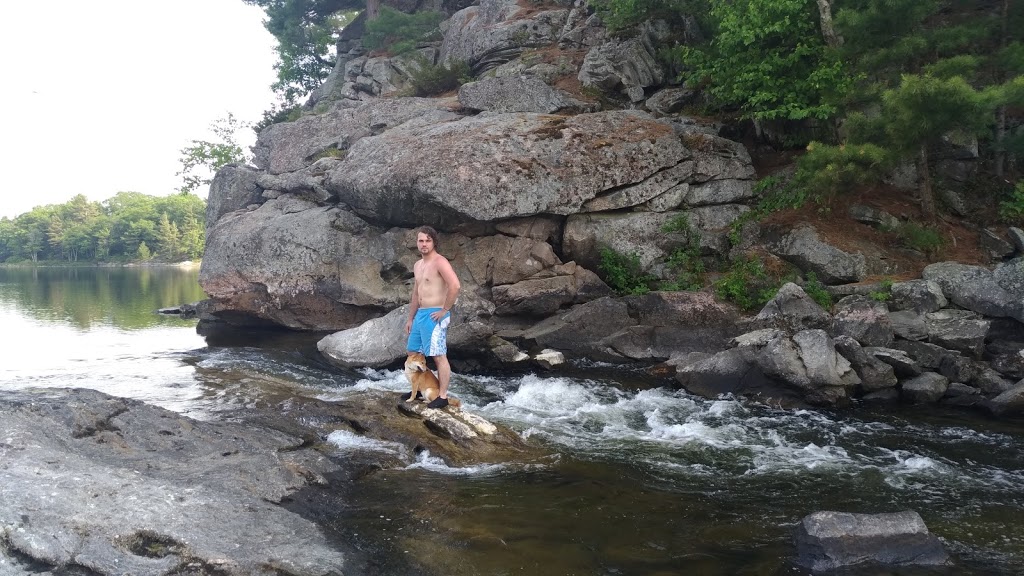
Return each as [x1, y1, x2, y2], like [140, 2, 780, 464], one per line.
[0, 266, 206, 329]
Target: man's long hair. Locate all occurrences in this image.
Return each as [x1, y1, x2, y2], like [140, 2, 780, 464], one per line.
[417, 225, 439, 247]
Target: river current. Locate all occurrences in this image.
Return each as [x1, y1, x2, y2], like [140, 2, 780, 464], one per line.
[2, 266, 1022, 575]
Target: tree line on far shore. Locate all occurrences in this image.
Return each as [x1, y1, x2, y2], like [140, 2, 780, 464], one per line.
[0, 192, 206, 264]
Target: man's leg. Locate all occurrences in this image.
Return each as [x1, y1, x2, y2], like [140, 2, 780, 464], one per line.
[434, 354, 451, 399]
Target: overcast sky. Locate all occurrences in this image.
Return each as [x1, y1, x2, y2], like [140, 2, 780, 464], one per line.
[0, 0, 279, 219]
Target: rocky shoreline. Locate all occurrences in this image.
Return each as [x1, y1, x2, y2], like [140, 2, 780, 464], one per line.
[0, 387, 542, 576]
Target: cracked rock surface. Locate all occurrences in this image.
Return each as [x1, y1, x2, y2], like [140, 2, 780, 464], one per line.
[0, 388, 345, 576]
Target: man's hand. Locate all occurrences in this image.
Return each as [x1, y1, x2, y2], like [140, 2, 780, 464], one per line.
[429, 308, 447, 322]
[404, 317, 413, 335]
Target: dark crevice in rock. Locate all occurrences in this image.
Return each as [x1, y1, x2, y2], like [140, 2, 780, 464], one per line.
[122, 530, 187, 559]
[72, 406, 128, 439]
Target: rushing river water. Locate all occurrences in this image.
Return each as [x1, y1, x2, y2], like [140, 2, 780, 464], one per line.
[2, 266, 1023, 575]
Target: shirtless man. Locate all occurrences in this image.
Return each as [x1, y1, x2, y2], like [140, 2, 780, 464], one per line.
[405, 226, 461, 408]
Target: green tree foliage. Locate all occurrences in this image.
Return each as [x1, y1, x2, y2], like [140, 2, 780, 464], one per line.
[590, 0, 707, 32]
[677, 0, 850, 122]
[243, 0, 361, 104]
[0, 193, 206, 264]
[176, 113, 251, 195]
[363, 7, 443, 54]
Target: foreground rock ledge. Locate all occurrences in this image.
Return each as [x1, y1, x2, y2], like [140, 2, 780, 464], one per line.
[0, 388, 344, 576]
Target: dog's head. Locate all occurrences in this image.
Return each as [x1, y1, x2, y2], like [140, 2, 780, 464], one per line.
[405, 351, 429, 372]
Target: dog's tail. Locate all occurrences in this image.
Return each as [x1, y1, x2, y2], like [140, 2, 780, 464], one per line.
[449, 396, 462, 408]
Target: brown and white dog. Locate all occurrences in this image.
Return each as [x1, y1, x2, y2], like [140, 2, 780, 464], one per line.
[403, 351, 461, 407]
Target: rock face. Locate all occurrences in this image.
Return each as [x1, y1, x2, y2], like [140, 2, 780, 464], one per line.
[794, 511, 949, 572]
[0, 388, 345, 576]
[197, 0, 1024, 415]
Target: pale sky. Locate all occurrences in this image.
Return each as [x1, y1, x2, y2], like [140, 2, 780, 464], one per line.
[0, 0, 280, 219]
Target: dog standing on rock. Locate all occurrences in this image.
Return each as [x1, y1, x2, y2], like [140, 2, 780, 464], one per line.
[404, 351, 461, 408]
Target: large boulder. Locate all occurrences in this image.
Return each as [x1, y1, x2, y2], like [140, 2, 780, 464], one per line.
[833, 335, 897, 392]
[988, 380, 1024, 415]
[831, 295, 893, 347]
[200, 197, 411, 330]
[924, 309, 991, 359]
[491, 262, 612, 316]
[253, 97, 459, 175]
[521, 292, 738, 362]
[754, 282, 832, 332]
[578, 20, 668, 102]
[458, 76, 589, 113]
[440, 0, 570, 73]
[326, 110, 697, 227]
[922, 261, 1024, 323]
[0, 388, 346, 576]
[769, 226, 867, 284]
[206, 164, 263, 228]
[888, 279, 947, 313]
[900, 372, 949, 404]
[794, 511, 949, 572]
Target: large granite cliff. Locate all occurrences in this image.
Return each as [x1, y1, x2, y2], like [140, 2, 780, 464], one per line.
[199, 0, 1024, 412]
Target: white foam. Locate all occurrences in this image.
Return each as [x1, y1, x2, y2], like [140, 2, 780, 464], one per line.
[404, 451, 507, 476]
[327, 429, 407, 457]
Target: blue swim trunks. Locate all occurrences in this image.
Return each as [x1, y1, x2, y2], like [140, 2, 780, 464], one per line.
[407, 307, 450, 357]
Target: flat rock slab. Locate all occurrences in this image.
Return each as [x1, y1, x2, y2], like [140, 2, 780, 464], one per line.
[794, 510, 949, 572]
[0, 388, 345, 576]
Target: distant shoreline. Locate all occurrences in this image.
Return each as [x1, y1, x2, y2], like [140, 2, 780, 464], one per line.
[1, 260, 201, 269]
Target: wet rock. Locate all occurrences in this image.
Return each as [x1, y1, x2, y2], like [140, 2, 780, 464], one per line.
[533, 348, 565, 369]
[488, 336, 530, 364]
[862, 388, 900, 403]
[0, 388, 345, 576]
[326, 390, 545, 467]
[988, 380, 1024, 415]
[972, 367, 1015, 396]
[675, 346, 783, 400]
[521, 297, 634, 362]
[900, 372, 949, 403]
[794, 510, 949, 571]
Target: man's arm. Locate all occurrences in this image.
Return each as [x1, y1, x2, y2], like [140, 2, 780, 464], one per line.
[436, 257, 461, 313]
[405, 277, 420, 334]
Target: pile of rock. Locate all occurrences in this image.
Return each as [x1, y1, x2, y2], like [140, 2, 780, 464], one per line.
[672, 258, 1024, 414]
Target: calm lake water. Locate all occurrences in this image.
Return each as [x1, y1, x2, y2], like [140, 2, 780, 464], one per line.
[2, 266, 1024, 575]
